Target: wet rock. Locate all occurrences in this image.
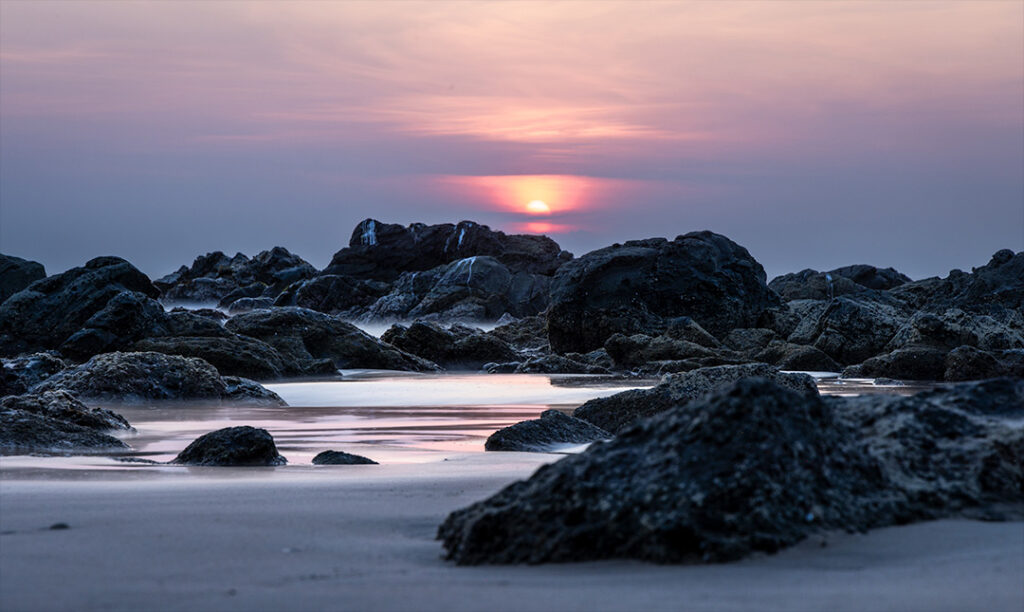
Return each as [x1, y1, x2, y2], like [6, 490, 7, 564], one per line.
[574, 363, 817, 434]
[172, 426, 286, 466]
[504, 354, 611, 375]
[754, 341, 841, 372]
[0, 391, 131, 454]
[547, 232, 780, 354]
[323, 219, 571, 282]
[439, 378, 1024, 565]
[843, 347, 948, 381]
[0, 257, 159, 356]
[273, 274, 390, 317]
[221, 377, 287, 406]
[485, 409, 611, 452]
[226, 307, 438, 372]
[312, 450, 378, 465]
[0, 254, 46, 304]
[381, 322, 519, 370]
[131, 335, 292, 380]
[488, 315, 549, 351]
[224, 297, 274, 314]
[32, 352, 226, 401]
[59, 291, 170, 359]
[1, 352, 67, 395]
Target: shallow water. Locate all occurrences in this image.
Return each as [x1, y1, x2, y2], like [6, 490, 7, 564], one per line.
[0, 371, 929, 475]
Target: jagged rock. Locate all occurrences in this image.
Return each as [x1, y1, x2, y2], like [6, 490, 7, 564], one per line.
[59, 291, 170, 359]
[222, 377, 287, 406]
[487, 315, 549, 351]
[547, 232, 780, 353]
[1, 352, 67, 395]
[381, 322, 518, 370]
[502, 354, 611, 375]
[225, 307, 438, 371]
[224, 297, 274, 314]
[485, 409, 611, 452]
[324, 219, 571, 282]
[156, 247, 316, 303]
[439, 378, 1024, 565]
[884, 309, 1024, 353]
[754, 341, 841, 372]
[0, 257, 159, 355]
[843, 347, 948, 381]
[312, 450, 378, 465]
[769, 265, 910, 301]
[131, 336, 293, 380]
[603, 333, 721, 369]
[273, 274, 390, 317]
[574, 363, 817, 434]
[792, 295, 910, 365]
[944, 346, 1006, 381]
[891, 250, 1024, 315]
[0, 254, 46, 304]
[172, 426, 286, 466]
[0, 391, 131, 454]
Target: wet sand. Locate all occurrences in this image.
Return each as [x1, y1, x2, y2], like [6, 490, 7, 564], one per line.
[2, 455, 1021, 612]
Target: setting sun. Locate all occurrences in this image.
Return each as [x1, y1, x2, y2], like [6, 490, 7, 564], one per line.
[526, 200, 551, 215]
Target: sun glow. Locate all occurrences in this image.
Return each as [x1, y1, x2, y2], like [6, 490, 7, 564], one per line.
[526, 200, 551, 215]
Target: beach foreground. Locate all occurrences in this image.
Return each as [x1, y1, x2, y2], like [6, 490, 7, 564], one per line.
[2, 457, 1020, 612]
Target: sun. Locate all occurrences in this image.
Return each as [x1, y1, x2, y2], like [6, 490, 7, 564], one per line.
[526, 199, 551, 214]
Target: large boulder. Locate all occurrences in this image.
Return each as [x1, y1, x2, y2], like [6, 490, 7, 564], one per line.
[574, 363, 817, 434]
[381, 322, 519, 370]
[225, 307, 438, 371]
[323, 219, 571, 282]
[547, 232, 780, 354]
[0, 257, 159, 355]
[439, 378, 1024, 565]
[0, 391, 131, 455]
[789, 295, 910, 365]
[132, 336, 294, 380]
[155, 247, 316, 304]
[172, 426, 286, 466]
[0, 254, 46, 304]
[31, 352, 284, 404]
[485, 409, 611, 452]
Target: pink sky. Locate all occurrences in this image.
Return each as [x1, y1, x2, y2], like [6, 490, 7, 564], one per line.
[1, 1, 1021, 279]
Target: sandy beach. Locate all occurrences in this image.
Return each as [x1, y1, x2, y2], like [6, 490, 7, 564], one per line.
[2, 455, 1021, 612]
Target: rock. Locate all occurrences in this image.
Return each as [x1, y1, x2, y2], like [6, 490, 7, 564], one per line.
[884, 309, 1024, 354]
[171, 426, 286, 466]
[0, 257, 159, 355]
[381, 322, 519, 370]
[0, 391, 131, 454]
[722, 328, 776, 352]
[754, 341, 841, 372]
[794, 295, 910, 365]
[1, 352, 67, 395]
[131, 335, 293, 380]
[0, 254, 46, 304]
[222, 377, 287, 406]
[769, 265, 910, 301]
[224, 297, 274, 314]
[663, 317, 724, 348]
[507, 354, 611, 375]
[485, 409, 611, 452]
[487, 315, 549, 351]
[156, 247, 316, 304]
[842, 347, 948, 381]
[890, 250, 1024, 315]
[273, 274, 390, 317]
[312, 450, 378, 465]
[944, 346, 1005, 381]
[59, 291, 169, 359]
[225, 307, 439, 372]
[547, 232, 780, 354]
[323, 219, 571, 282]
[603, 333, 721, 369]
[439, 378, 1024, 565]
[574, 363, 817, 434]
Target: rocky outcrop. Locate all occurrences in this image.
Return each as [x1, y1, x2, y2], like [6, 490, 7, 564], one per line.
[439, 378, 1024, 565]
[312, 450, 378, 465]
[273, 274, 390, 317]
[0, 254, 46, 304]
[381, 322, 519, 370]
[487, 316, 549, 351]
[891, 249, 1023, 315]
[132, 335, 300, 381]
[486, 353, 612, 375]
[547, 232, 780, 354]
[0, 257, 159, 355]
[172, 426, 286, 466]
[485, 409, 611, 452]
[754, 341, 841, 372]
[324, 219, 571, 282]
[788, 295, 909, 365]
[574, 364, 817, 434]
[155, 247, 316, 304]
[31, 352, 285, 404]
[769, 265, 911, 301]
[1, 352, 67, 396]
[0, 391, 131, 454]
[225, 307, 438, 372]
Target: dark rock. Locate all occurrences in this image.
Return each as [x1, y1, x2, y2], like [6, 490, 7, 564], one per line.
[574, 363, 817, 434]
[59, 291, 169, 359]
[1, 391, 131, 431]
[769, 265, 910, 301]
[0, 257, 158, 355]
[381, 322, 519, 370]
[169, 307, 228, 321]
[485, 409, 611, 452]
[547, 232, 780, 354]
[1, 352, 67, 394]
[216, 282, 268, 308]
[722, 328, 776, 352]
[312, 450, 378, 465]
[273, 274, 390, 317]
[224, 297, 274, 314]
[663, 317, 724, 348]
[32, 352, 226, 401]
[843, 347, 949, 381]
[793, 295, 909, 365]
[885, 309, 1024, 354]
[225, 307, 438, 372]
[0, 254, 46, 304]
[890, 250, 1024, 315]
[222, 377, 287, 406]
[754, 341, 841, 372]
[156, 247, 316, 303]
[505, 354, 611, 375]
[944, 346, 1005, 381]
[487, 316, 549, 351]
[439, 378, 1024, 565]
[324, 219, 571, 282]
[131, 335, 291, 380]
[603, 333, 721, 369]
[171, 426, 286, 466]
[0, 391, 131, 454]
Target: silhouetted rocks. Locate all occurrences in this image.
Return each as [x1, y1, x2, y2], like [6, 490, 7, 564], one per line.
[891, 249, 1024, 314]
[769, 265, 911, 301]
[32, 352, 285, 404]
[312, 450, 378, 465]
[381, 322, 519, 370]
[547, 232, 780, 354]
[273, 274, 390, 317]
[324, 219, 571, 282]
[439, 378, 1024, 565]
[574, 364, 817, 434]
[0, 257, 159, 356]
[155, 247, 316, 304]
[172, 426, 286, 466]
[485, 409, 610, 452]
[1, 391, 131, 454]
[225, 307, 438, 372]
[0, 254, 46, 304]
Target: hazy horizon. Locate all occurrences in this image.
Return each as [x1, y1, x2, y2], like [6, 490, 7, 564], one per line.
[2, 1, 1021, 282]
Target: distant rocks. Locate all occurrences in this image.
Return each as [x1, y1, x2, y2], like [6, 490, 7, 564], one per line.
[155, 247, 316, 305]
[547, 232, 780, 354]
[312, 450, 378, 465]
[0, 391, 131, 455]
[0, 254, 46, 304]
[439, 377, 1024, 565]
[172, 426, 286, 466]
[769, 265, 911, 301]
[485, 409, 610, 452]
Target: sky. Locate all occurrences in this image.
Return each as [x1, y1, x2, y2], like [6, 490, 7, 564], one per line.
[1, 0, 1021, 281]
